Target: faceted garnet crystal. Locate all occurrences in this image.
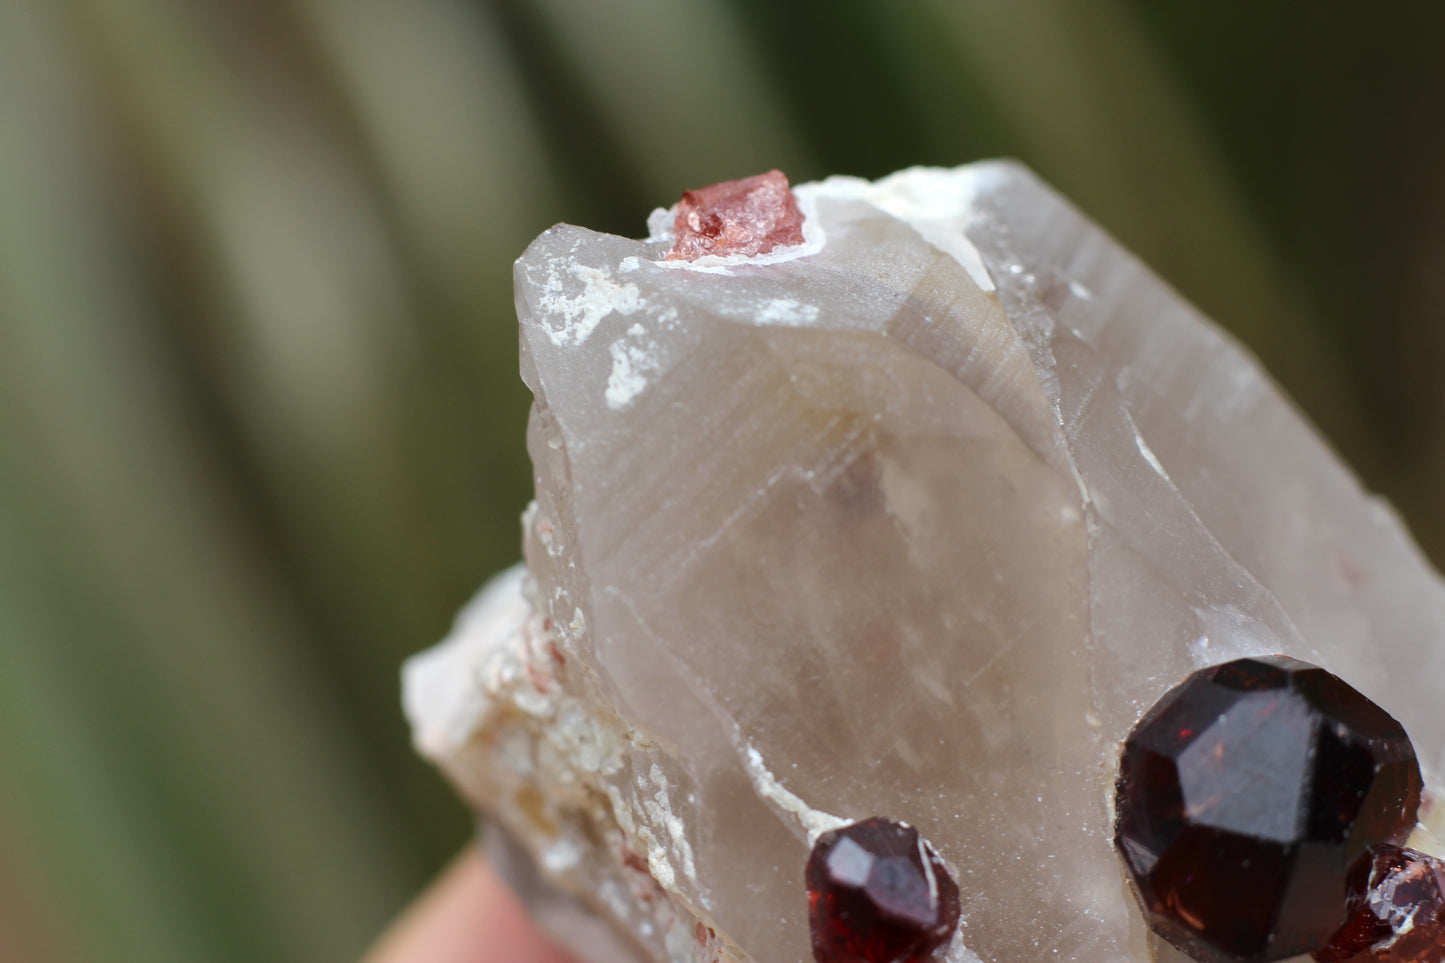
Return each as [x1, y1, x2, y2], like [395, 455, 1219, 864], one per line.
[1314, 845, 1445, 963]
[1115, 656, 1422, 963]
[664, 169, 805, 260]
[805, 818, 960, 963]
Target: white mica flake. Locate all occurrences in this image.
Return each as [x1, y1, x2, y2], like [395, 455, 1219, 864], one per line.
[756, 298, 820, 326]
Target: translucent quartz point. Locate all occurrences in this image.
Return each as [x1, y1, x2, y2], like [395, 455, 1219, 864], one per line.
[402, 163, 1445, 963]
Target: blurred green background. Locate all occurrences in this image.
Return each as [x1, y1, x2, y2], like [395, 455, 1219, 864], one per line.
[3, 1, 1444, 960]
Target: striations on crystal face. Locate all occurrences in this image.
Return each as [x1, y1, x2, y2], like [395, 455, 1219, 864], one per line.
[1314, 845, 1445, 963]
[1115, 656, 1423, 963]
[405, 163, 1445, 963]
[664, 169, 805, 261]
[805, 818, 960, 963]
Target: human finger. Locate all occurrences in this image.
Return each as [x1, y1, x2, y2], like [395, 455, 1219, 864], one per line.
[363, 847, 577, 963]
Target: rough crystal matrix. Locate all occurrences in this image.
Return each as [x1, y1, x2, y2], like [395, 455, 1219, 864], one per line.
[403, 163, 1445, 963]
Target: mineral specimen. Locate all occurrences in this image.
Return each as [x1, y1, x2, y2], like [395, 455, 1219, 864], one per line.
[1114, 656, 1422, 963]
[1315, 845, 1445, 962]
[805, 818, 960, 963]
[403, 162, 1445, 963]
[665, 169, 805, 261]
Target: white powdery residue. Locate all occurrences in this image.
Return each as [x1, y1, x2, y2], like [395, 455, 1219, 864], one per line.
[538, 261, 643, 347]
[606, 325, 659, 410]
[756, 297, 820, 326]
[799, 166, 996, 293]
[743, 745, 848, 842]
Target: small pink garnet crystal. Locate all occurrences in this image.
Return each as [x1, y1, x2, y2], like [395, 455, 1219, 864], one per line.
[665, 169, 806, 261]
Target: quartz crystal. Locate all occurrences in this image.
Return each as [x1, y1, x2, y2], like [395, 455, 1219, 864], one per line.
[1115, 656, 1422, 963]
[402, 163, 1445, 963]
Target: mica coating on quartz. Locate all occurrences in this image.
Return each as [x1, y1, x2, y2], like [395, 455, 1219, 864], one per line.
[404, 163, 1445, 963]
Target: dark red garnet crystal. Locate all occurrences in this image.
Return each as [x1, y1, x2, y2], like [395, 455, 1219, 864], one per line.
[1114, 656, 1422, 963]
[805, 817, 960, 963]
[1314, 845, 1445, 963]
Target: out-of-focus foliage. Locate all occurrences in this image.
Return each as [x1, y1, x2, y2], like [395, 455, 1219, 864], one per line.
[1, 1, 1443, 961]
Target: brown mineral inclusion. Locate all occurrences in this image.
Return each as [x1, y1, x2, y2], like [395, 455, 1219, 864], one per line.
[665, 169, 806, 261]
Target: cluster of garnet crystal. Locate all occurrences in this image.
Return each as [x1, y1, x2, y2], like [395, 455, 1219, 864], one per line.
[1115, 655, 1443, 963]
[805, 817, 960, 963]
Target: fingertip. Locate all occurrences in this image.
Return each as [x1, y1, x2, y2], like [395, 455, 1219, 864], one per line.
[364, 848, 577, 963]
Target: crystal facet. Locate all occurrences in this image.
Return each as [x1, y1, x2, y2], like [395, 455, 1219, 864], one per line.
[1314, 845, 1445, 963]
[665, 169, 805, 261]
[403, 163, 1445, 963]
[1115, 656, 1422, 963]
[805, 818, 960, 963]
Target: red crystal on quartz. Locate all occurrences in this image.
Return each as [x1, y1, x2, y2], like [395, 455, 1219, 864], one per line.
[1314, 845, 1445, 963]
[665, 170, 805, 261]
[805, 817, 960, 963]
[1114, 656, 1423, 963]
